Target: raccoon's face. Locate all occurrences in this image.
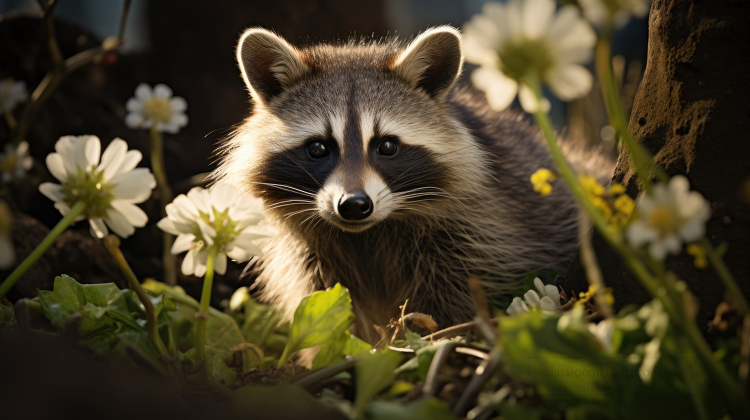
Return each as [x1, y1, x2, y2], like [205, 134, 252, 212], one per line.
[223, 26, 485, 233]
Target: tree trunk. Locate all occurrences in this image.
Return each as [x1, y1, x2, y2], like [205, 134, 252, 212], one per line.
[561, 0, 750, 330]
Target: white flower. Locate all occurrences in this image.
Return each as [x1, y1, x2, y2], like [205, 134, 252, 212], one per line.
[0, 79, 27, 113]
[626, 175, 710, 260]
[463, 0, 597, 112]
[0, 141, 33, 183]
[588, 319, 615, 351]
[125, 83, 188, 134]
[38, 135, 156, 239]
[578, 0, 650, 29]
[506, 277, 561, 315]
[157, 185, 276, 277]
[0, 202, 14, 269]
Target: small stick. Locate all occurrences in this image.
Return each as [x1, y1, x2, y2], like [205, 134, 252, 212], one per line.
[422, 318, 498, 342]
[422, 342, 458, 397]
[578, 211, 615, 318]
[453, 349, 502, 416]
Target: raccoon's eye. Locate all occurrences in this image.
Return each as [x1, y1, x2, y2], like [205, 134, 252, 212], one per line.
[377, 137, 399, 156]
[307, 140, 330, 159]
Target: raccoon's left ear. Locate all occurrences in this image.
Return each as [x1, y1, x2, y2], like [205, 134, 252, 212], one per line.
[390, 26, 463, 99]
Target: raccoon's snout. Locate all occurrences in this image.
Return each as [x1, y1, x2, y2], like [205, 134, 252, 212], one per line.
[338, 191, 373, 220]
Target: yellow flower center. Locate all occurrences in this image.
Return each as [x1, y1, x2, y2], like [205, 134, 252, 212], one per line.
[648, 205, 680, 236]
[498, 37, 555, 81]
[141, 97, 173, 124]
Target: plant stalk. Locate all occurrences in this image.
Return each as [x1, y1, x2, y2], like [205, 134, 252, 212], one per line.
[149, 127, 176, 285]
[0, 200, 86, 299]
[103, 234, 168, 357]
[700, 238, 749, 315]
[195, 246, 218, 362]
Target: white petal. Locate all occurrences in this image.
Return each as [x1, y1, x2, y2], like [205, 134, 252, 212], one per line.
[187, 187, 211, 214]
[471, 67, 518, 111]
[125, 112, 145, 129]
[171, 234, 195, 254]
[111, 168, 156, 202]
[157, 218, 191, 236]
[156, 122, 179, 134]
[153, 84, 173, 99]
[181, 249, 196, 275]
[135, 83, 152, 100]
[78, 135, 101, 170]
[522, 0, 555, 38]
[680, 220, 705, 243]
[170, 96, 187, 112]
[110, 200, 148, 227]
[214, 252, 227, 275]
[197, 219, 216, 246]
[45, 153, 68, 182]
[194, 251, 208, 277]
[547, 64, 593, 101]
[54, 201, 71, 216]
[99, 138, 128, 180]
[167, 112, 188, 129]
[548, 5, 580, 42]
[553, 20, 597, 64]
[544, 285, 561, 306]
[533, 277, 546, 296]
[210, 184, 238, 212]
[105, 208, 136, 238]
[55, 136, 79, 174]
[513, 297, 529, 312]
[524, 290, 541, 308]
[648, 240, 667, 260]
[126, 97, 142, 112]
[226, 246, 249, 261]
[540, 296, 557, 310]
[39, 182, 64, 202]
[626, 221, 657, 247]
[518, 84, 550, 113]
[166, 199, 198, 225]
[89, 218, 109, 239]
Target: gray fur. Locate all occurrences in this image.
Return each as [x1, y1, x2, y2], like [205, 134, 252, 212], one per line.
[214, 27, 612, 344]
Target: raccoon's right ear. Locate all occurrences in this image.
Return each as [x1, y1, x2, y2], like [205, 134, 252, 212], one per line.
[390, 26, 463, 100]
[236, 28, 309, 106]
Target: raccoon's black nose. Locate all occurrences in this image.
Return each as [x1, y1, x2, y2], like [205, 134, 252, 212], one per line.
[338, 192, 373, 220]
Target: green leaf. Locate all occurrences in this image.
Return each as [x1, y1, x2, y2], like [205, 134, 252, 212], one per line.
[279, 283, 355, 366]
[404, 329, 430, 350]
[312, 330, 372, 371]
[240, 295, 280, 346]
[233, 385, 346, 420]
[499, 309, 630, 405]
[183, 345, 237, 384]
[354, 348, 403, 419]
[394, 340, 453, 380]
[366, 398, 456, 420]
[37, 274, 86, 328]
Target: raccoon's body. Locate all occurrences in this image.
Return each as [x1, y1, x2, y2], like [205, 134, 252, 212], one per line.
[215, 26, 610, 343]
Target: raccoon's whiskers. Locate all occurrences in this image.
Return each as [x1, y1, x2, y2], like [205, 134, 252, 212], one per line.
[267, 199, 316, 210]
[283, 208, 317, 219]
[255, 182, 316, 198]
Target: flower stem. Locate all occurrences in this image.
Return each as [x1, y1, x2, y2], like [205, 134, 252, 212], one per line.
[595, 34, 667, 190]
[526, 76, 748, 411]
[194, 246, 218, 363]
[700, 238, 749, 315]
[149, 127, 176, 286]
[0, 201, 86, 300]
[103, 234, 168, 357]
[4, 111, 17, 131]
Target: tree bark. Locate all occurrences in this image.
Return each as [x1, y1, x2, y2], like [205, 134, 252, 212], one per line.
[561, 0, 750, 330]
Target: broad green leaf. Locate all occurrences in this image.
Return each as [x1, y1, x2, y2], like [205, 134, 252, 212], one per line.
[404, 329, 430, 350]
[233, 385, 346, 420]
[366, 398, 455, 420]
[240, 295, 280, 345]
[499, 309, 628, 404]
[37, 274, 86, 328]
[206, 315, 247, 367]
[312, 330, 372, 370]
[279, 283, 355, 366]
[354, 348, 403, 419]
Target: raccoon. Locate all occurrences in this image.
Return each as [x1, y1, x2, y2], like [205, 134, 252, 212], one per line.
[215, 26, 611, 343]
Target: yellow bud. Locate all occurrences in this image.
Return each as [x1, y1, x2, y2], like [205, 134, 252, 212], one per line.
[609, 183, 626, 195]
[686, 244, 708, 269]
